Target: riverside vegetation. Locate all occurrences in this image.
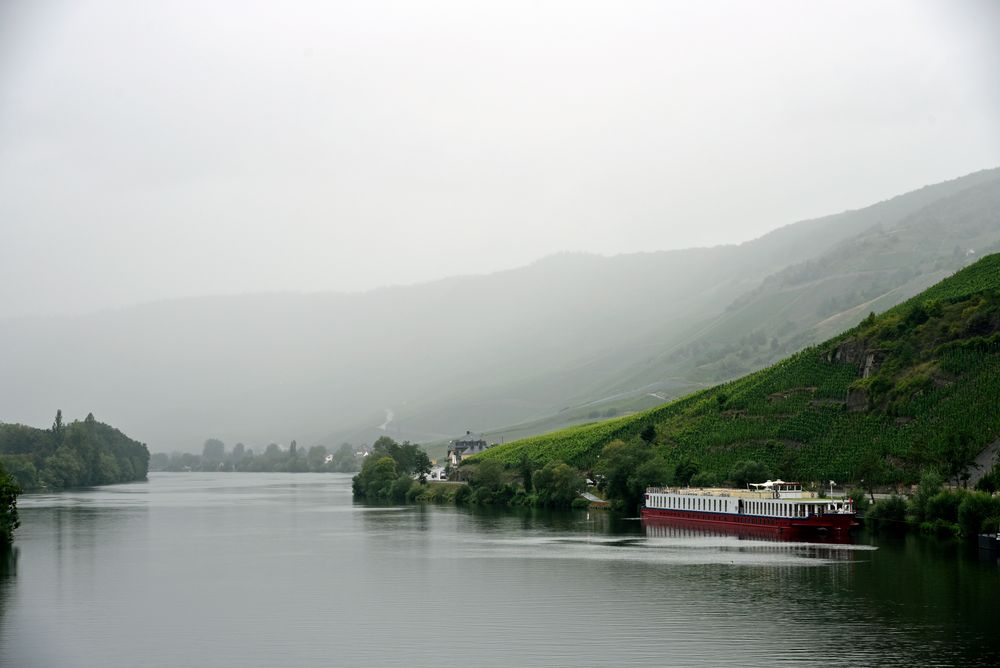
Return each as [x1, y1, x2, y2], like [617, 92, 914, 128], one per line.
[0, 411, 149, 491]
[0, 411, 150, 546]
[358, 256, 1000, 539]
[0, 460, 19, 547]
[151, 439, 364, 473]
[351, 437, 589, 508]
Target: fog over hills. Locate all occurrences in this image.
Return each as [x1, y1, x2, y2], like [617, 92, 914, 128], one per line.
[1, 168, 998, 452]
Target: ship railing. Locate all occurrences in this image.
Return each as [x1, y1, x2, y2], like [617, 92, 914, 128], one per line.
[645, 486, 733, 497]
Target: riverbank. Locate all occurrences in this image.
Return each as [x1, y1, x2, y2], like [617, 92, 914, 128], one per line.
[859, 471, 1000, 541]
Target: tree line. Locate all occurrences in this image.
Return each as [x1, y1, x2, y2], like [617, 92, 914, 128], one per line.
[151, 439, 364, 473]
[0, 410, 149, 491]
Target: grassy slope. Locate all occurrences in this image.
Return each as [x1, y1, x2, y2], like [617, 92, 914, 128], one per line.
[475, 254, 1000, 484]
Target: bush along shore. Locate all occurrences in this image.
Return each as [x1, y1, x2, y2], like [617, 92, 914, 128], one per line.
[0, 460, 20, 547]
[858, 468, 1000, 539]
[351, 437, 591, 509]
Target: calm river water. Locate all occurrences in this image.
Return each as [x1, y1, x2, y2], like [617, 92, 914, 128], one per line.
[1, 473, 998, 667]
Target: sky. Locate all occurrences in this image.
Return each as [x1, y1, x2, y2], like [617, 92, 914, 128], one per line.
[1, 0, 998, 317]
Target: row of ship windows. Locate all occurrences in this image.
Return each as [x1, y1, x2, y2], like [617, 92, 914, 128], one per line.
[651, 496, 810, 518]
[651, 495, 728, 513]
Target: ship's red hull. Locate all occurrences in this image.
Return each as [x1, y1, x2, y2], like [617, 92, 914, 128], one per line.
[640, 507, 857, 537]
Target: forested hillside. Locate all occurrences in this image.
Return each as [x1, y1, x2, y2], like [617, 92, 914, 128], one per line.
[0, 412, 150, 490]
[476, 254, 1000, 487]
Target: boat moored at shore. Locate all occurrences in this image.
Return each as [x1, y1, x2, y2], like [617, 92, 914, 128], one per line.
[641, 480, 857, 537]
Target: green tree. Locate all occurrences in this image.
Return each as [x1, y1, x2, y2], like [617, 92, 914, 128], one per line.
[51, 409, 64, 445]
[597, 439, 672, 511]
[728, 460, 772, 488]
[371, 437, 429, 476]
[533, 461, 584, 507]
[352, 456, 399, 499]
[674, 458, 699, 487]
[0, 462, 21, 546]
[958, 492, 1000, 537]
[519, 454, 533, 493]
[390, 475, 414, 502]
[472, 460, 504, 492]
[942, 431, 979, 487]
[855, 450, 892, 503]
[910, 470, 944, 523]
[412, 449, 432, 483]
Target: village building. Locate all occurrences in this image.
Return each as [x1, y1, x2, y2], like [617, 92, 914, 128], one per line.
[447, 431, 490, 466]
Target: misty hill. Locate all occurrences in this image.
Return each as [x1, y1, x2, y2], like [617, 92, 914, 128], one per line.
[475, 253, 1000, 485]
[384, 168, 1000, 445]
[0, 168, 998, 451]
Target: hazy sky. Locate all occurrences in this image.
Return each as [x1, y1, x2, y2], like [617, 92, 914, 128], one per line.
[2, 0, 998, 317]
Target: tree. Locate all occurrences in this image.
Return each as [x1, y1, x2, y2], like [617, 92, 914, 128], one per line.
[519, 454, 533, 493]
[202, 439, 226, 466]
[307, 445, 328, 471]
[472, 460, 504, 492]
[352, 456, 398, 499]
[942, 431, 979, 488]
[329, 443, 361, 472]
[51, 409, 64, 445]
[412, 449, 432, 483]
[855, 450, 892, 503]
[533, 461, 584, 507]
[674, 458, 698, 487]
[370, 437, 429, 476]
[728, 461, 772, 488]
[597, 439, 673, 511]
[0, 462, 21, 547]
[910, 470, 944, 523]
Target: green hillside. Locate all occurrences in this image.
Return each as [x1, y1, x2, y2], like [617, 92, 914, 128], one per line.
[475, 254, 1000, 486]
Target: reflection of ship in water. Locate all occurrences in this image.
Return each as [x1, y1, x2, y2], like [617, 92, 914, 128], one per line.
[642, 519, 856, 546]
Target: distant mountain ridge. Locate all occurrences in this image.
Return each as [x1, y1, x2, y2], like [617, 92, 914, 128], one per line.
[1, 167, 998, 451]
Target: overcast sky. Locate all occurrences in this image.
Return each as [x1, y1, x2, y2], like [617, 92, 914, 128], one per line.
[1, 0, 998, 317]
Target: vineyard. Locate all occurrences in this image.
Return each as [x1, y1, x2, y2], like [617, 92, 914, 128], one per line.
[474, 254, 1000, 484]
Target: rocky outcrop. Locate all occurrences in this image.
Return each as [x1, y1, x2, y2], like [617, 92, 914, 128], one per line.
[861, 351, 887, 378]
[828, 339, 867, 365]
[828, 339, 887, 378]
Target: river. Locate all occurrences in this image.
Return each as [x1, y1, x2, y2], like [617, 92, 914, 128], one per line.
[1, 473, 998, 667]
